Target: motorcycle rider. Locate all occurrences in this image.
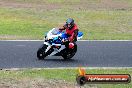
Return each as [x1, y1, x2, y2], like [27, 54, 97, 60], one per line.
[59, 18, 79, 49]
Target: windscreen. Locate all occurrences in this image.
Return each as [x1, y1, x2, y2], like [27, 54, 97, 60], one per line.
[51, 28, 60, 35]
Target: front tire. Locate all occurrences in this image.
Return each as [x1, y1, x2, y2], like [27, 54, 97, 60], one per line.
[37, 44, 47, 60]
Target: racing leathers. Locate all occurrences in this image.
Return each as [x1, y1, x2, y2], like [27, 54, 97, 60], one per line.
[59, 24, 79, 49]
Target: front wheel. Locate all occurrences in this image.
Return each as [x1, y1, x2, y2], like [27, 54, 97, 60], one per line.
[62, 44, 77, 60]
[37, 44, 47, 60]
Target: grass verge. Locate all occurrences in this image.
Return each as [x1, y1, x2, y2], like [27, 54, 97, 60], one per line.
[0, 0, 132, 40]
[0, 68, 132, 88]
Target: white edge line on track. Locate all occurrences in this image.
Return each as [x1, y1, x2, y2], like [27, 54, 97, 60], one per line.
[1, 67, 132, 71]
[0, 40, 132, 41]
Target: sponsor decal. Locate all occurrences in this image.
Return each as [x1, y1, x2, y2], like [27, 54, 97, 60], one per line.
[76, 67, 131, 86]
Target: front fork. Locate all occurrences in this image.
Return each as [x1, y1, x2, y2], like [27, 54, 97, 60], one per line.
[44, 42, 52, 53]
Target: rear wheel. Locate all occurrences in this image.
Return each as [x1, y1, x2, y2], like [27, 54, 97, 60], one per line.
[37, 44, 47, 60]
[62, 44, 77, 60]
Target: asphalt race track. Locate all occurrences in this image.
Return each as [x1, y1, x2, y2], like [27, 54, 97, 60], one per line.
[0, 41, 132, 68]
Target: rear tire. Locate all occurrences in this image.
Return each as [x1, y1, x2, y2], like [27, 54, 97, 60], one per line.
[62, 44, 77, 60]
[37, 44, 47, 60]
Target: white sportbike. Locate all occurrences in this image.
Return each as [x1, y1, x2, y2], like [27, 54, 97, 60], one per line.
[37, 28, 83, 60]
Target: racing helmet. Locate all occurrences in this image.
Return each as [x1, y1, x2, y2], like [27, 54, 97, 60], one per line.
[66, 18, 74, 29]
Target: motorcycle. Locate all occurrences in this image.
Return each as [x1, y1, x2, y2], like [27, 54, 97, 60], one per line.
[37, 28, 83, 60]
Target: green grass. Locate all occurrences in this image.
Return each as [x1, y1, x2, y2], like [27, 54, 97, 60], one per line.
[0, 68, 132, 88]
[0, 0, 132, 40]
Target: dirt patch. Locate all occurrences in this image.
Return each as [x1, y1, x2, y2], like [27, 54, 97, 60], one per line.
[69, 0, 132, 10]
[0, 0, 131, 11]
[100, 0, 131, 10]
[0, 78, 97, 88]
[0, 0, 61, 11]
[0, 78, 71, 88]
[0, 85, 10, 88]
